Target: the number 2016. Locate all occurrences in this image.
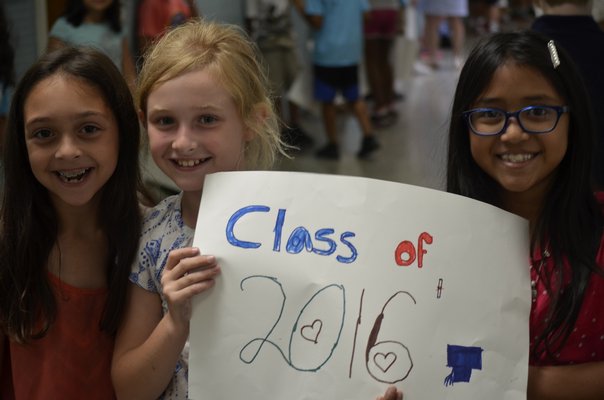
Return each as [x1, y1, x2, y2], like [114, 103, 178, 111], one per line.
[239, 275, 414, 383]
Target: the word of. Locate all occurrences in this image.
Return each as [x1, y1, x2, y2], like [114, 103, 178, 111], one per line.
[394, 232, 433, 268]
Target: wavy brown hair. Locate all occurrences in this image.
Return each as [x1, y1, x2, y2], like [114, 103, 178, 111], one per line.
[0, 46, 143, 342]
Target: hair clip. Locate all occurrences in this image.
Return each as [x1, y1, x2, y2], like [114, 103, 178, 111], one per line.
[547, 40, 560, 69]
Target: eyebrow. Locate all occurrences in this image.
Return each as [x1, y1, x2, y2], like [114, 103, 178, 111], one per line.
[475, 95, 561, 106]
[148, 104, 221, 112]
[25, 111, 110, 127]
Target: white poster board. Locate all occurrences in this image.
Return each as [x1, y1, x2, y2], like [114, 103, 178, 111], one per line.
[190, 171, 530, 400]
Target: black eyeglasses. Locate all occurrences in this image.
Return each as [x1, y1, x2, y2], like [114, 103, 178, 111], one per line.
[462, 105, 569, 136]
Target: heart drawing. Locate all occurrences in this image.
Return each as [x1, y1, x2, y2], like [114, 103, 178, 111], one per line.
[300, 319, 323, 344]
[374, 352, 397, 373]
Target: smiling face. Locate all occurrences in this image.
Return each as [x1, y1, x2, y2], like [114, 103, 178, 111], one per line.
[24, 74, 119, 211]
[144, 68, 252, 198]
[469, 63, 569, 205]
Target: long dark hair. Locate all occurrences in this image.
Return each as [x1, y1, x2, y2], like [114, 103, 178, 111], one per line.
[0, 46, 143, 342]
[0, 4, 15, 89]
[447, 31, 603, 359]
[64, 0, 121, 33]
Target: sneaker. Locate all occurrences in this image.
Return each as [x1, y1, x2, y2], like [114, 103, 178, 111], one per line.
[357, 136, 380, 159]
[454, 56, 464, 70]
[371, 110, 398, 129]
[316, 143, 340, 160]
[413, 60, 434, 75]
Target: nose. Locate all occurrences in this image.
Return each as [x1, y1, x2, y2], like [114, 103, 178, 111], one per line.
[172, 125, 197, 153]
[499, 117, 529, 143]
[55, 134, 82, 159]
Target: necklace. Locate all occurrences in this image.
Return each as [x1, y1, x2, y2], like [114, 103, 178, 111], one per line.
[530, 248, 550, 302]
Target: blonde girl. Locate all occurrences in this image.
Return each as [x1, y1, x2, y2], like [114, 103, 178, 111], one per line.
[112, 19, 285, 399]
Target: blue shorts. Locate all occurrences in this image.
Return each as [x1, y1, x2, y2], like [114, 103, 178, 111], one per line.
[313, 65, 360, 103]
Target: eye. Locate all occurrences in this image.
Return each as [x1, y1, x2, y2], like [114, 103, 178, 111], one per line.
[471, 109, 503, 123]
[477, 109, 502, 120]
[81, 124, 101, 135]
[32, 129, 54, 139]
[153, 116, 176, 127]
[524, 106, 552, 119]
[198, 115, 218, 125]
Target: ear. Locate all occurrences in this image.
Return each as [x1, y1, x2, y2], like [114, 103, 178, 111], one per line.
[245, 103, 270, 142]
[138, 109, 147, 129]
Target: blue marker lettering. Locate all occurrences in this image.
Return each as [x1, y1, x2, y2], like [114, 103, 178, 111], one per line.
[336, 232, 357, 264]
[273, 208, 286, 252]
[286, 227, 313, 254]
[312, 228, 337, 256]
[226, 205, 270, 249]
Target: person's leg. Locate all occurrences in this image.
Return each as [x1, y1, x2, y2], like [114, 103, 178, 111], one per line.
[423, 14, 443, 68]
[282, 48, 313, 147]
[313, 65, 340, 159]
[370, 39, 392, 110]
[364, 38, 381, 103]
[316, 102, 339, 159]
[349, 99, 373, 138]
[448, 16, 466, 68]
[321, 102, 338, 143]
[365, 9, 398, 127]
[349, 98, 380, 159]
[342, 68, 380, 159]
[373, 38, 396, 118]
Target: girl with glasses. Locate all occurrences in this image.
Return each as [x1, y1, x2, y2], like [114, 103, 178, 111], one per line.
[380, 28, 604, 400]
[447, 30, 604, 399]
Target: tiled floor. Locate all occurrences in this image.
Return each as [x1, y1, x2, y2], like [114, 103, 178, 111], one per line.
[276, 55, 462, 192]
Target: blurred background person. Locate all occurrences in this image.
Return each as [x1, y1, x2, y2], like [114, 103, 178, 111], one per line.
[418, 0, 468, 69]
[246, 0, 313, 149]
[47, 0, 136, 91]
[532, 0, 604, 188]
[364, 0, 406, 128]
[136, 0, 199, 56]
[294, 0, 380, 160]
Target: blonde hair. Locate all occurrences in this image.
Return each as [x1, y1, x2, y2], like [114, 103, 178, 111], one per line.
[137, 19, 286, 170]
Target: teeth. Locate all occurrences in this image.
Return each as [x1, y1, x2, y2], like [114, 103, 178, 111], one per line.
[500, 153, 534, 163]
[176, 159, 203, 167]
[56, 168, 90, 183]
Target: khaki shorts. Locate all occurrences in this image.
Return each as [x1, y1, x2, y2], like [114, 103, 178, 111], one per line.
[260, 47, 299, 95]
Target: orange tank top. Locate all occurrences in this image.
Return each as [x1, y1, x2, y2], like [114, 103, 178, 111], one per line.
[1, 273, 115, 399]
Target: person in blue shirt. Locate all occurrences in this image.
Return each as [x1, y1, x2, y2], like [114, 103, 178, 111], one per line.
[294, 0, 380, 160]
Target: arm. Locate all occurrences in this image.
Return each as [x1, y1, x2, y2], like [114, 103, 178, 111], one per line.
[112, 247, 220, 399]
[375, 386, 403, 400]
[528, 363, 604, 400]
[291, 0, 323, 29]
[121, 38, 137, 94]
